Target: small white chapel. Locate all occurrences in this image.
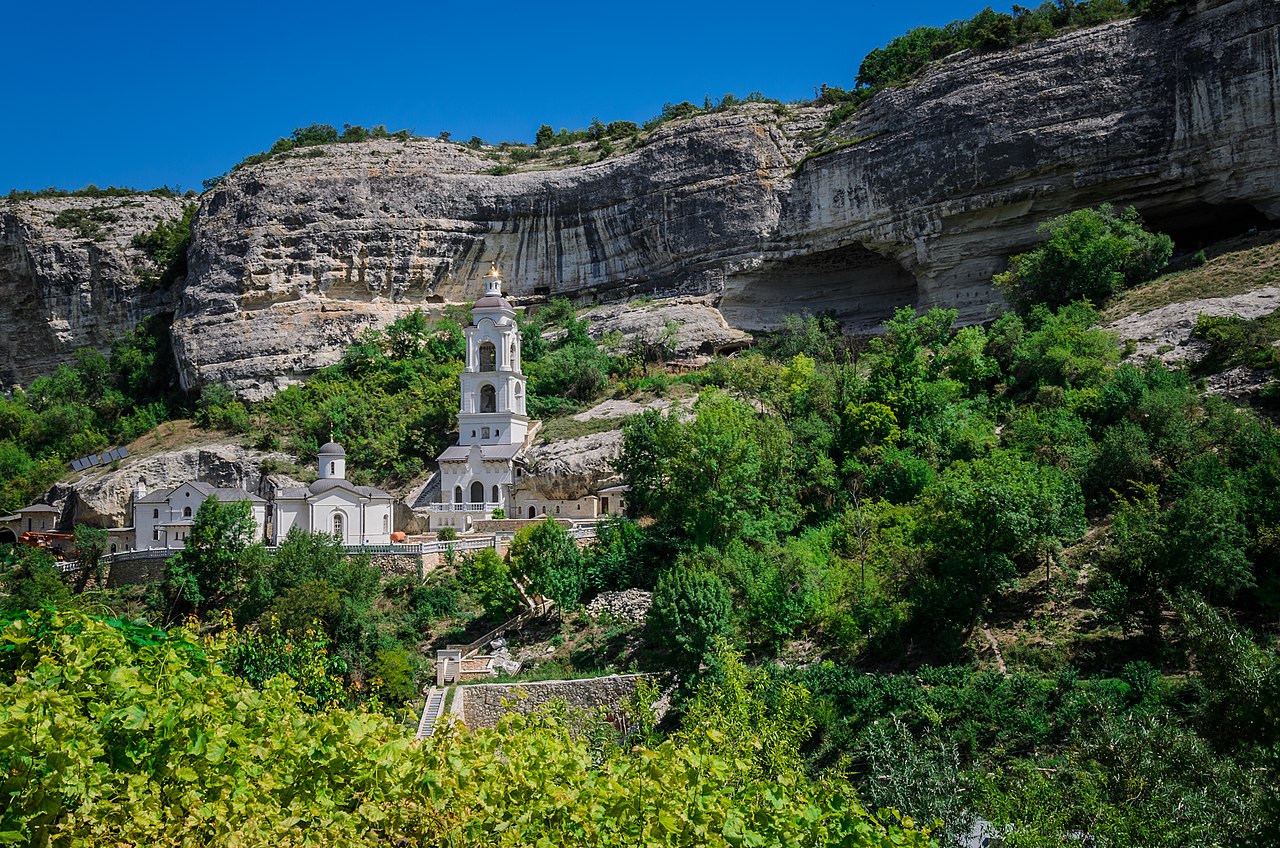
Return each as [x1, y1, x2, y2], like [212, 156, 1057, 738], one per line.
[271, 440, 396, 545]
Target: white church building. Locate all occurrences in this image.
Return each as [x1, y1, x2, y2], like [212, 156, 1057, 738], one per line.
[132, 482, 268, 551]
[271, 440, 395, 545]
[430, 265, 533, 531]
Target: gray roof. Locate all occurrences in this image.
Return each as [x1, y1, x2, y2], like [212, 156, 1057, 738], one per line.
[277, 478, 392, 501]
[319, 441, 346, 457]
[135, 483, 264, 504]
[17, 503, 59, 513]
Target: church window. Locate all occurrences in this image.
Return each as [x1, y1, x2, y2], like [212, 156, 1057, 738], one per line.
[470, 481, 484, 503]
[492, 485, 499, 502]
[382, 514, 389, 533]
[153, 508, 159, 519]
[330, 461, 336, 475]
[454, 486, 463, 503]
[333, 512, 344, 539]
[481, 427, 491, 439]
[479, 342, 496, 372]
[480, 384, 496, 413]
[183, 506, 192, 518]
[153, 528, 159, 541]
[555, 505, 560, 514]
[471, 430, 476, 438]
[496, 429, 500, 437]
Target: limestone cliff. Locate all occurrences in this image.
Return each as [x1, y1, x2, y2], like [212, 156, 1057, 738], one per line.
[173, 0, 1280, 398]
[3, 0, 1277, 399]
[0, 196, 185, 386]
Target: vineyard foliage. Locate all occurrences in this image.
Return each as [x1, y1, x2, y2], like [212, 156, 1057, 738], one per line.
[0, 611, 928, 847]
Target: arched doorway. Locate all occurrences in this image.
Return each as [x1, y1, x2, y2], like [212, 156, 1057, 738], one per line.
[470, 481, 484, 504]
[0, 528, 15, 545]
[479, 342, 496, 372]
[480, 384, 496, 413]
[528, 506, 536, 518]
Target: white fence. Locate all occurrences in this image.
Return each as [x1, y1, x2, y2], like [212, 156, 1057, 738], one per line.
[53, 525, 602, 573]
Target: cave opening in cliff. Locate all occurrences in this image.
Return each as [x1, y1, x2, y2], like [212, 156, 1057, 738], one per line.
[1141, 202, 1274, 251]
[719, 242, 917, 332]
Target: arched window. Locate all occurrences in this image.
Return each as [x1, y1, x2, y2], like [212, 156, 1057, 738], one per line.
[333, 512, 344, 539]
[454, 485, 463, 504]
[491, 485, 499, 503]
[330, 461, 336, 475]
[153, 508, 159, 519]
[183, 506, 192, 518]
[382, 514, 389, 533]
[470, 481, 484, 504]
[479, 342, 496, 372]
[480, 384, 496, 413]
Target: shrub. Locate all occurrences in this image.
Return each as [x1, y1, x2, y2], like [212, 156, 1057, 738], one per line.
[994, 205, 1173, 312]
[648, 566, 731, 664]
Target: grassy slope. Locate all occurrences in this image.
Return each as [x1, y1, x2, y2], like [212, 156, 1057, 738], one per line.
[1101, 229, 1280, 321]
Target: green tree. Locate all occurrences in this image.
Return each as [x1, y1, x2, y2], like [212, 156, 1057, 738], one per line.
[508, 518, 585, 609]
[458, 547, 520, 618]
[648, 566, 732, 665]
[618, 389, 797, 547]
[164, 496, 264, 616]
[0, 546, 71, 612]
[73, 524, 108, 581]
[918, 450, 1085, 634]
[994, 205, 1173, 311]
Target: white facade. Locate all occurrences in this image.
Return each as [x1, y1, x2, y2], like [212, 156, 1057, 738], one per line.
[271, 441, 394, 545]
[132, 482, 268, 551]
[432, 266, 534, 532]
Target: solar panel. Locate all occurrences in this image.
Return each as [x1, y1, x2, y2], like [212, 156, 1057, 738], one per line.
[71, 445, 129, 471]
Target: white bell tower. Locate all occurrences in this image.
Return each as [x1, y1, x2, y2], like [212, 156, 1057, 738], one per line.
[457, 263, 528, 447]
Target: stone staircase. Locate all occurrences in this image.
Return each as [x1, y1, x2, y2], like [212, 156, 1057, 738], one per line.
[416, 686, 448, 739]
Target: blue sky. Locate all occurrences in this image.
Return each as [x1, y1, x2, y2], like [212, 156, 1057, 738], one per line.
[4, 0, 997, 193]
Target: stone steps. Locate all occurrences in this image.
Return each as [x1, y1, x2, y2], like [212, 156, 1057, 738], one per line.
[416, 686, 447, 739]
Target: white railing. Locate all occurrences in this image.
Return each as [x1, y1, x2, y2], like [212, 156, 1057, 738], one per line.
[424, 502, 501, 513]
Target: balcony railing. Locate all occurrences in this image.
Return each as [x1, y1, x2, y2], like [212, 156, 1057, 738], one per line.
[424, 502, 501, 513]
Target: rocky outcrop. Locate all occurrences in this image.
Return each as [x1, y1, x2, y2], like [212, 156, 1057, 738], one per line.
[520, 430, 625, 501]
[771, 0, 1280, 326]
[0, 196, 185, 386]
[585, 590, 653, 626]
[48, 441, 294, 528]
[1107, 285, 1280, 366]
[172, 0, 1280, 397]
[582, 296, 752, 356]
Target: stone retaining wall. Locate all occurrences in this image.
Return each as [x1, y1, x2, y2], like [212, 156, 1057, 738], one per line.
[456, 673, 659, 729]
[106, 556, 168, 588]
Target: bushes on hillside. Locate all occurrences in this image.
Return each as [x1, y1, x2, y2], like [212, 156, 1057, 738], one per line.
[995, 205, 1173, 311]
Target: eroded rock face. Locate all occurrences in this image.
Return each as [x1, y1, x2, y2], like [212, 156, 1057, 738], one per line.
[0, 196, 186, 386]
[4, 1, 1274, 399]
[174, 0, 1280, 397]
[774, 0, 1280, 324]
